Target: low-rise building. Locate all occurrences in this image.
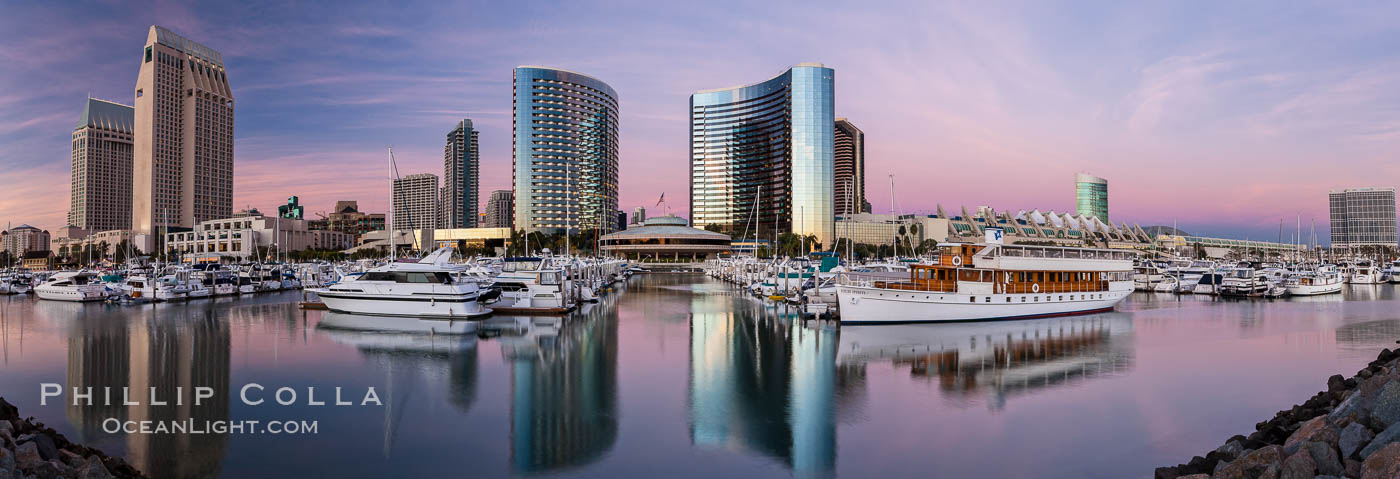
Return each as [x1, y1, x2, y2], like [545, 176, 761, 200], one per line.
[936, 205, 1153, 248]
[310, 200, 386, 240]
[600, 216, 730, 263]
[166, 213, 352, 262]
[51, 227, 135, 256]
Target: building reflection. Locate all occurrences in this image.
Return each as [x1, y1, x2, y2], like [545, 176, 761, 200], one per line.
[317, 312, 480, 456]
[495, 297, 619, 474]
[688, 295, 862, 478]
[65, 310, 129, 444]
[837, 312, 1134, 409]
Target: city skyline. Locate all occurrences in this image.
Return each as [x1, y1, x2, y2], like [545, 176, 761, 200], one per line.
[3, 1, 1400, 243]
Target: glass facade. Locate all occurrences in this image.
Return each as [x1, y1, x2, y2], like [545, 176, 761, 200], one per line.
[690, 64, 835, 248]
[1074, 173, 1109, 223]
[512, 67, 620, 234]
[442, 119, 480, 229]
[1329, 188, 1398, 247]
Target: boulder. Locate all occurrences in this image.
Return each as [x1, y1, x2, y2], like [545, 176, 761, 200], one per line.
[1361, 442, 1400, 479]
[13, 443, 41, 470]
[29, 460, 73, 479]
[57, 450, 83, 469]
[1347, 458, 1363, 478]
[1360, 420, 1400, 459]
[26, 435, 56, 462]
[1212, 445, 1284, 479]
[1370, 379, 1400, 428]
[1214, 440, 1245, 461]
[1328, 374, 1347, 392]
[1279, 449, 1316, 479]
[1285, 415, 1338, 448]
[1299, 441, 1343, 476]
[1329, 390, 1365, 425]
[75, 456, 113, 479]
[1, 447, 16, 479]
[1177, 475, 1208, 479]
[1340, 422, 1377, 459]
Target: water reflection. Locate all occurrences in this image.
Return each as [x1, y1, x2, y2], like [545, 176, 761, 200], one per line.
[688, 302, 858, 477]
[837, 314, 1134, 410]
[496, 298, 619, 473]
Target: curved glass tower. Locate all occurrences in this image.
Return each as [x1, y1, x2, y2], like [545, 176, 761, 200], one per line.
[512, 66, 620, 234]
[690, 63, 835, 248]
[1075, 173, 1109, 223]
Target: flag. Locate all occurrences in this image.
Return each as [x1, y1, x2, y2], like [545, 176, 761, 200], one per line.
[656, 193, 665, 207]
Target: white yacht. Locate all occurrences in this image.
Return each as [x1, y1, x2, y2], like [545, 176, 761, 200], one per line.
[1285, 266, 1344, 296]
[35, 271, 111, 302]
[836, 243, 1136, 324]
[1219, 267, 1270, 296]
[1349, 260, 1384, 284]
[489, 257, 575, 314]
[122, 272, 189, 301]
[1385, 260, 1400, 284]
[311, 248, 492, 318]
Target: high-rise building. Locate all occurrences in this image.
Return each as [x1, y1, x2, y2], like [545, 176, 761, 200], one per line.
[442, 119, 480, 229]
[392, 173, 439, 230]
[690, 63, 835, 247]
[833, 118, 864, 217]
[132, 26, 235, 248]
[70, 98, 135, 232]
[483, 190, 514, 229]
[513, 66, 620, 234]
[1329, 187, 1397, 248]
[1074, 173, 1109, 223]
[616, 210, 628, 231]
[631, 206, 646, 225]
[1, 225, 51, 257]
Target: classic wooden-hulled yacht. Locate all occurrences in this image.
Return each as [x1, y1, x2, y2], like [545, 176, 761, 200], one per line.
[836, 239, 1135, 324]
[310, 247, 492, 318]
[1284, 266, 1344, 296]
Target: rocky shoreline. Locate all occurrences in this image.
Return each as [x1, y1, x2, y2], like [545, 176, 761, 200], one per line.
[0, 397, 144, 479]
[1156, 347, 1400, 479]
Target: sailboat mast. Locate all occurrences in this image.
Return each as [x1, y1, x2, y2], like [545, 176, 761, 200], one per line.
[388, 147, 395, 262]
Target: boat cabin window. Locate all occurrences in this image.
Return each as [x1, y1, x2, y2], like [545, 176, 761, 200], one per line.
[539, 272, 562, 285]
[361, 271, 453, 283]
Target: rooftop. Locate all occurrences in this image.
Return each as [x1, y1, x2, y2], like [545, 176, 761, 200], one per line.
[601, 216, 729, 240]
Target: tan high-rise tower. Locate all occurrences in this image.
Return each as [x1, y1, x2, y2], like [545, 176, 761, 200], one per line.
[70, 98, 135, 232]
[132, 26, 234, 250]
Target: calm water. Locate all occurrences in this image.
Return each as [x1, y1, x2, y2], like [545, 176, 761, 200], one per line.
[2, 275, 1399, 478]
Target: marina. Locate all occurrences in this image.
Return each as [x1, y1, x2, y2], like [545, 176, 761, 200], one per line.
[1, 273, 1399, 477]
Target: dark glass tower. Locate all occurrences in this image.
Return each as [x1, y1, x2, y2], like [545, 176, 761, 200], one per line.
[443, 119, 480, 229]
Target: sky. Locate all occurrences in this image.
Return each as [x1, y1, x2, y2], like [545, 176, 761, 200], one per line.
[1, 0, 1398, 243]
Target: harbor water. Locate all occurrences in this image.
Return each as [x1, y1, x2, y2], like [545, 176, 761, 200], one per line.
[1, 274, 1398, 478]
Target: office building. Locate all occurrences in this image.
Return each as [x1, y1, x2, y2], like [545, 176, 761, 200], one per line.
[833, 118, 864, 217]
[70, 98, 135, 232]
[277, 196, 303, 219]
[1074, 173, 1109, 223]
[616, 210, 627, 231]
[631, 206, 646, 225]
[393, 173, 439, 230]
[442, 119, 480, 229]
[1329, 187, 1398, 247]
[2, 225, 51, 257]
[483, 190, 514, 229]
[512, 66, 620, 234]
[132, 26, 235, 248]
[165, 213, 353, 262]
[309, 200, 385, 240]
[690, 63, 835, 248]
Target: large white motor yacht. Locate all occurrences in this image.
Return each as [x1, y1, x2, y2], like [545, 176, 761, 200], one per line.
[35, 271, 111, 302]
[311, 248, 492, 318]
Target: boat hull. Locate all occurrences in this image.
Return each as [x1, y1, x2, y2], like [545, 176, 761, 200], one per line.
[836, 285, 1132, 324]
[315, 291, 492, 318]
[35, 287, 108, 302]
[1285, 283, 1343, 296]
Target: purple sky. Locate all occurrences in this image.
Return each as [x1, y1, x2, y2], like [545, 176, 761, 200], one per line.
[1, 0, 1398, 242]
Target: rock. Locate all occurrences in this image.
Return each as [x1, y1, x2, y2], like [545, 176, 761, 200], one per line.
[1256, 463, 1279, 479]
[13, 443, 41, 470]
[0, 420, 12, 438]
[1300, 441, 1343, 476]
[1328, 374, 1347, 392]
[75, 457, 113, 479]
[1330, 390, 1365, 425]
[26, 435, 56, 462]
[30, 460, 73, 479]
[1361, 420, 1400, 459]
[0, 398, 17, 421]
[56, 450, 82, 469]
[1286, 416, 1339, 448]
[0, 447, 16, 479]
[1177, 474, 1208, 479]
[1347, 457, 1363, 478]
[1151, 466, 1177, 479]
[1213, 445, 1284, 479]
[1369, 379, 1400, 428]
[1361, 442, 1400, 478]
[1279, 449, 1316, 479]
[1215, 440, 1245, 461]
[1341, 422, 1377, 459]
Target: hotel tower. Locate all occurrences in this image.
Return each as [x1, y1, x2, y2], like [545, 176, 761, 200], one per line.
[70, 98, 135, 232]
[442, 119, 480, 229]
[689, 63, 836, 248]
[512, 66, 620, 234]
[132, 26, 234, 249]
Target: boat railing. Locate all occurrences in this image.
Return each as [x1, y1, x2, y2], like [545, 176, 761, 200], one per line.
[1001, 281, 1109, 294]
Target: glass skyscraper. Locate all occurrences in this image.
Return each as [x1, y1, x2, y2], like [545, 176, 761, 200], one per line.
[1074, 173, 1109, 223]
[1329, 187, 1397, 247]
[689, 63, 835, 248]
[512, 66, 620, 234]
[442, 119, 480, 229]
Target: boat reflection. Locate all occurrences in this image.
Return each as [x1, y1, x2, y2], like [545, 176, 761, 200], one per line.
[317, 311, 480, 457]
[837, 312, 1135, 410]
[493, 293, 619, 474]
